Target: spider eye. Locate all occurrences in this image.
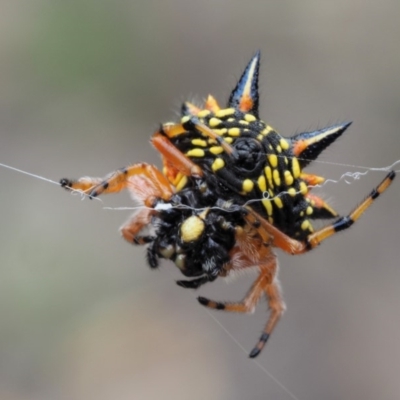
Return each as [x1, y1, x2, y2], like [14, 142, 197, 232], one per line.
[231, 138, 264, 176]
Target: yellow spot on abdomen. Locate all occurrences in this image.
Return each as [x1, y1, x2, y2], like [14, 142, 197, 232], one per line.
[274, 196, 284, 209]
[191, 139, 207, 147]
[262, 199, 273, 216]
[209, 117, 222, 127]
[280, 138, 290, 150]
[197, 110, 210, 118]
[186, 149, 205, 157]
[301, 219, 313, 232]
[268, 154, 278, 168]
[181, 216, 205, 242]
[306, 206, 313, 215]
[211, 158, 225, 171]
[215, 108, 235, 118]
[212, 128, 227, 135]
[292, 157, 301, 178]
[244, 113, 256, 122]
[299, 181, 308, 195]
[258, 175, 267, 192]
[284, 170, 294, 186]
[181, 116, 190, 124]
[242, 179, 254, 192]
[273, 169, 281, 186]
[288, 188, 297, 197]
[209, 146, 224, 155]
[265, 166, 274, 188]
[228, 127, 241, 137]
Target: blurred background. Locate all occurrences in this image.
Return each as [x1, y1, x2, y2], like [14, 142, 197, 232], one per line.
[1, 1, 400, 399]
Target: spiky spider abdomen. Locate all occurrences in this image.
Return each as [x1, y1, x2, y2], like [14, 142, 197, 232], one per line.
[61, 51, 395, 357]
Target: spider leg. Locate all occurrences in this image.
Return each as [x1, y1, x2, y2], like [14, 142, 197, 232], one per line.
[197, 268, 271, 312]
[176, 275, 215, 289]
[197, 257, 285, 358]
[305, 170, 395, 249]
[244, 171, 396, 255]
[120, 208, 154, 245]
[249, 278, 285, 358]
[61, 163, 174, 201]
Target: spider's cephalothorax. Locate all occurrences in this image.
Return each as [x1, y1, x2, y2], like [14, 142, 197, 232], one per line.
[61, 51, 395, 357]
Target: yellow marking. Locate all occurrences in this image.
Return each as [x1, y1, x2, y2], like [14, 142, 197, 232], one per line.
[280, 138, 290, 150]
[301, 220, 313, 232]
[211, 158, 225, 171]
[274, 196, 284, 209]
[265, 166, 274, 188]
[269, 145, 273, 150]
[268, 154, 278, 168]
[208, 139, 217, 144]
[300, 211, 304, 217]
[268, 189, 274, 198]
[242, 179, 254, 192]
[257, 134, 263, 141]
[273, 169, 281, 186]
[209, 117, 222, 127]
[196, 122, 234, 155]
[224, 137, 233, 144]
[181, 116, 190, 124]
[268, 217, 274, 224]
[284, 170, 294, 186]
[284, 157, 288, 164]
[176, 175, 188, 191]
[181, 216, 205, 242]
[186, 149, 205, 157]
[197, 110, 210, 118]
[228, 127, 241, 137]
[261, 128, 270, 135]
[288, 188, 297, 197]
[212, 128, 227, 135]
[306, 206, 313, 215]
[292, 157, 301, 178]
[209, 146, 224, 155]
[276, 145, 282, 153]
[258, 175, 267, 192]
[243, 128, 250, 132]
[239, 120, 249, 125]
[299, 181, 308, 195]
[191, 139, 207, 147]
[227, 118, 235, 122]
[215, 108, 235, 118]
[245, 113, 256, 122]
[262, 199, 273, 216]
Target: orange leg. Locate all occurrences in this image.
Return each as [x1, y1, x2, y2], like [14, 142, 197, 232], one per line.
[120, 208, 154, 245]
[197, 257, 285, 358]
[250, 279, 285, 358]
[60, 163, 174, 205]
[244, 170, 396, 255]
[151, 134, 204, 178]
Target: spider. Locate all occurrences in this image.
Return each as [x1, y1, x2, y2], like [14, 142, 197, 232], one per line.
[61, 51, 395, 358]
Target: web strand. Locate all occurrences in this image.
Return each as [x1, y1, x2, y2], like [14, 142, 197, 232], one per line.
[2, 158, 397, 400]
[1, 158, 398, 213]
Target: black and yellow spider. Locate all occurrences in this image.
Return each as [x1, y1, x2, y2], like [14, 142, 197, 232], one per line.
[61, 51, 395, 358]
